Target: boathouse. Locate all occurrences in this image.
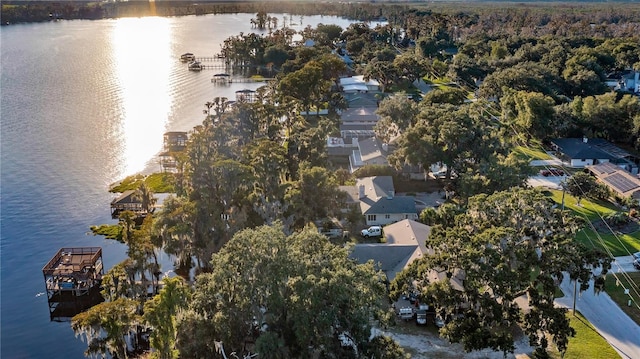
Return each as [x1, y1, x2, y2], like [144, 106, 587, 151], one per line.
[235, 88, 256, 103]
[159, 131, 188, 173]
[212, 73, 231, 84]
[110, 190, 143, 218]
[163, 131, 188, 152]
[42, 247, 104, 321]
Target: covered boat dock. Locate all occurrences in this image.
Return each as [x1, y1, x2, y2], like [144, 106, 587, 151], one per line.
[42, 247, 104, 320]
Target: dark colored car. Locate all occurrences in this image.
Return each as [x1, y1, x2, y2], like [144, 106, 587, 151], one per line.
[540, 168, 565, 177]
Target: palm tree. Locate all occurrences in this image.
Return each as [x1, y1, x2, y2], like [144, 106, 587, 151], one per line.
[134, 182, 156, 214]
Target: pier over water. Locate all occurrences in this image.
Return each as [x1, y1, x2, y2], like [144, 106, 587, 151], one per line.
[42, 247, 104, 321]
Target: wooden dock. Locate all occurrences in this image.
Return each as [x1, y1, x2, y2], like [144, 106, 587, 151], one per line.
[194, 56, 226, 62]
[190, 63, 254, 70]
[42, 247, 105, 321]
[212, 76, 275, 84]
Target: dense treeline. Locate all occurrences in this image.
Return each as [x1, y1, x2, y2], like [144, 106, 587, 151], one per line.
[3, 0, 640, 36]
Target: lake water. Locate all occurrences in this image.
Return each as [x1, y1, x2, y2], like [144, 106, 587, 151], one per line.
[0, 13, 370, 358]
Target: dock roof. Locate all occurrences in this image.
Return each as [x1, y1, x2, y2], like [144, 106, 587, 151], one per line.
[42, 247, 102, 276]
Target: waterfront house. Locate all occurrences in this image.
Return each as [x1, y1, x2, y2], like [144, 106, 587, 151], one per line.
[159, 131, 188, 173]
[110, 190, 150, 219]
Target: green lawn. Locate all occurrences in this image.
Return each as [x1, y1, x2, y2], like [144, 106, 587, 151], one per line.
[548, 312, 620, 359]
[546, 190, 619, 221]
[545, 190, 639, 256]
[575, 227, 640, 256]
[604, 272, 640, 326]
[89, 224, 122, 241]
[514, 145, 552, 161]
[110, 172, 175, 193]
[425, 76, 453, 85]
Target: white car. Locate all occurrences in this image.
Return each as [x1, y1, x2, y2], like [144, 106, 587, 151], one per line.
[361, 226, 382, 238]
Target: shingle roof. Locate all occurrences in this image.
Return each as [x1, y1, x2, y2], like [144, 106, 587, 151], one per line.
[355, 177, 416, 215]
[357, 176, 394, 199]
[339, 185, 360, 204]
[340, 107, 379, 123]
[551, 138, 617, 161]
[384, 220, 433, 256]
[111, 190, 138, 205]
[359, 137, 387, 162]
[363, 196, 416, 215]
[349, 244, 417, 274]
[348, 220, 464, 286]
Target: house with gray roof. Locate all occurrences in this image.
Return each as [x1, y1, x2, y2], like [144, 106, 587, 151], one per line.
[550, 138, 638, 173]
[354, 176, 418, 226]
[349, 137, 389, 173]
[349, 219, 464, 289]
[349, 219, 430, 280]
[586, 162, 640, 201]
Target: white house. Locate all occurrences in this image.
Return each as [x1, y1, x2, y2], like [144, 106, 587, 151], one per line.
[355, 176, 418, 226]
[551, 138, 638, 173]
[550, 138, 615, 168]
[339, 75, 380, 93]
[606, 70, 640, 93]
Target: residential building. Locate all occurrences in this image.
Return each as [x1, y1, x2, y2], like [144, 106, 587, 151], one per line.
[353, 176, 418, 226]
[348, 219, 464, 288]
[586, 162, 640, 201]
[349, 137, 389, 173]
[550, 137, 639, 173]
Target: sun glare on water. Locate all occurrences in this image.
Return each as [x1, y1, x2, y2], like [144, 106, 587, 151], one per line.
[112, 16, 171, 176]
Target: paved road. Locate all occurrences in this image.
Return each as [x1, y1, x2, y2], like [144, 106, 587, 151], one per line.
[555, 269, 640, 359]
[612, 256, 640, 273]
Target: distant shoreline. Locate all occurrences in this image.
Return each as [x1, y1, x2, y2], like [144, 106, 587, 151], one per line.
[0, 1, 359, 25]
[3, 1, 640, 26]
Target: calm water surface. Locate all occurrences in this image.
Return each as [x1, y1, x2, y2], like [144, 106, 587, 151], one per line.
[1, 13, 366, 358]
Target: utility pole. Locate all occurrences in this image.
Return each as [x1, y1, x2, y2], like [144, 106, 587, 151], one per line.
[572, 279, 577, 316]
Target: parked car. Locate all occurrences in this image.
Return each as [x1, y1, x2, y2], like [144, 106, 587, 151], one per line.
[398, 307, 414, 321]
[361, 226, 382, 238]
[434, 315, 445, 328]
[540, 168, 565, 177]
[416, 309, 428, 325]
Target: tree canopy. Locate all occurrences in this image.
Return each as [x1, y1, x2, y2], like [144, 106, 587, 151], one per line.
[176, 224, 391, 358]
[391, 188, 611, 356]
